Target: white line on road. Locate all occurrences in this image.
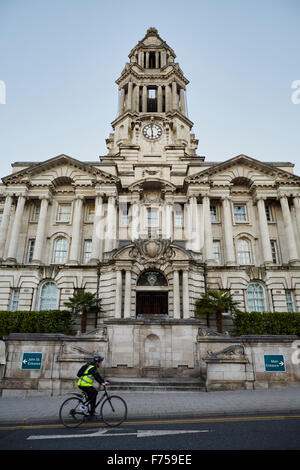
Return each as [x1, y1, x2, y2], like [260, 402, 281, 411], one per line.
[27, 429, 210, 440]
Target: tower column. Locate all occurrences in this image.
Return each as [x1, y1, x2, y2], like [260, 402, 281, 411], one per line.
[119, 88, 125, 115]
[0, 194, 13, 259]
[90, 193, 104, 263]
[157, 85, 163, 112]
[180, 88, 186, 115]
[172, 81, 178, 110]
[105, 195, 117, 252]
[166, 84, 172, 112]
[142, 86, 147, 112]
[202, 194, 214, 264]
[127, 81, 133, 111]
[145, 51, 149, 68]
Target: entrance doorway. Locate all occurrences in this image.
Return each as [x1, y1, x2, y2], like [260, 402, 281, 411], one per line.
[136, 291, 168, 315]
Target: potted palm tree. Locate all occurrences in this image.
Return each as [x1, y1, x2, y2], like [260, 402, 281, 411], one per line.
[64, 290, 102, 334]
[195, 289, 241, 333]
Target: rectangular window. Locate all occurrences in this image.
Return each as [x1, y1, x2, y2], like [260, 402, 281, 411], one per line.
[10, 289, 20, 312]
[265, 204, 273, 222]
[233, 204, 247, 222]
[285, 291, 295, 312]
[270, 240, 279, 264]
[174, 205, 183, 227]
[85, 204, 95, 222]
[57, 204, 71, 223]
[210, 205, 218, 222]
[31, 204, 40, 222]
[120, 205, 129, 227]
[212, 241, 222, 264]
[27, 239, 35, 263]
[83, 240, 92, 264]
[147, 208, 159, 228]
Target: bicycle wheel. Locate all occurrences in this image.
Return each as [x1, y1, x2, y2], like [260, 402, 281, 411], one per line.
[59, 396, 86, 428]
[100, 395, 127, 426]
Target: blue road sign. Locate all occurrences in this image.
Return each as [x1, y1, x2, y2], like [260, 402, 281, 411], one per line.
[264, 354, 286, 372]
[21, 352, 43, 370]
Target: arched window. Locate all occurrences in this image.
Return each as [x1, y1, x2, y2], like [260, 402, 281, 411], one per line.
[247, 283, 266, 312]
[237, 238, 252, 265]
[52, 237, 68, 263]
[39, 281, 58, 310]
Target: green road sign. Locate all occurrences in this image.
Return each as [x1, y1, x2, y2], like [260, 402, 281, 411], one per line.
[21, 352, 43, 370]
[264, 354, 286, 372]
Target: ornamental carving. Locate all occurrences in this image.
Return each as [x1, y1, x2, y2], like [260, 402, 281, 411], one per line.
[129, 238, 175, 264]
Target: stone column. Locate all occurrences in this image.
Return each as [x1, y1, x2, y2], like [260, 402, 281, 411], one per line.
[279, 194, 299, 263]
[165, 202, 173, 240]
[133, 84, 139, 112]
[115, 269, 123, 318]
[105, 195, 117, 252]
[166, 84, 172, 112]
[157, 86, 163, 112]
[256, 196, 273, 265]
[131, 200, 140, 241]
[0, 194, 13, 259]
[124, 269, 132, 318]
[172, 81, 178, 110]
[90, 193, 104, 263]
[69, 195, 84, 264]
[32, 195, 50, 264]
[202, 194, 214, 263]
[180, 88, 186, 115]
[7, 193, 26, 262]
[155, 51, 159, 68]
[173, 269, 180, 319]
[187, 196, 197, 250]
[145, 51, 149, 69]
[142, 86, 147, 112]
[182, 269, 190, 319]
[119, 88, 125, 115]
[127, 81, 133, 111]
[293, 195, 300, 249]
[221, 196, 235, 265]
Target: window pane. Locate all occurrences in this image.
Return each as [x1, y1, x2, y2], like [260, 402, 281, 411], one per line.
[247, 283, 266, 312]
[39, 282, 58, 310]
[86, 204, 95, 222]
[83, 240, 92, 264]
[270, 241, 278, 264]
[147, 208, 159, 227]
[32, 205, 40, 222]
[285, 291, 294, 312]
[212, 241, 221, 264]
[10, 290, 20, 311]
[210, 205, 217, 222]
[237, 239, 252, 264]
[52, 237, 68, 263]
[27, 240, 35, 262]
[234, 205, 247, 222]
[57, 204, 71, 222]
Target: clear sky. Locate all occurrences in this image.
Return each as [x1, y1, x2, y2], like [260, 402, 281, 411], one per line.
[0, 0, 299, 178]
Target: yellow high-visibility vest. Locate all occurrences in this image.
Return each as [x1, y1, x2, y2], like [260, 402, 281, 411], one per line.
[77, 365, 94, 387]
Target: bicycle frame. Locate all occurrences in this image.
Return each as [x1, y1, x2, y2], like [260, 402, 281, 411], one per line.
[74, 386, 110, 412]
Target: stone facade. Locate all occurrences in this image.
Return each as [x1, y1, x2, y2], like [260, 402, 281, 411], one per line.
[0, 28, 300, 378]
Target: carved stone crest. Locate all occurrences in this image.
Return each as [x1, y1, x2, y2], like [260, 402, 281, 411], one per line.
[129, 238, 175, 264]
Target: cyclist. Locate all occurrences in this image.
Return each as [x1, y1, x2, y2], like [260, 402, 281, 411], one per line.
[77, 355, 109, 416]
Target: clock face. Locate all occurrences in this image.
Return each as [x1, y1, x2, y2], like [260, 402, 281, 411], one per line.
[142, 123, 163, 140]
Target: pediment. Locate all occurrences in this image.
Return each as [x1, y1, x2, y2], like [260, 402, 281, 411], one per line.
[2, 154, 120, 188]
[185, 154, 300, 188]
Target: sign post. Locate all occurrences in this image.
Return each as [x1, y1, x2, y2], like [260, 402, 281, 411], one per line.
[21, 353, 43, 370]
[264, 354, 286, 372]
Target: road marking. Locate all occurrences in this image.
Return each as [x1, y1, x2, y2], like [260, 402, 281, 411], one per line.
[27, 429, 210, 440]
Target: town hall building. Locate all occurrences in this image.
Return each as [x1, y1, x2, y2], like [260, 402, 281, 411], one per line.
[1, 28, 300, 378]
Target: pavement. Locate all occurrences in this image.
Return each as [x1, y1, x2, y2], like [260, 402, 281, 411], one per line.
[1, 385, 300, 426]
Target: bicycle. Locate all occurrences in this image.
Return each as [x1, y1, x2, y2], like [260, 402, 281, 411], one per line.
[59, 385, 127, 429]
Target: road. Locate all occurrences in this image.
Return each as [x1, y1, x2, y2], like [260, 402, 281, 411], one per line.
[0, 415, 299, 456]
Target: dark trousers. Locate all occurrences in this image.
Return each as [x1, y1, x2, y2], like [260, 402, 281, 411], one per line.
[79, 386, 97, 412]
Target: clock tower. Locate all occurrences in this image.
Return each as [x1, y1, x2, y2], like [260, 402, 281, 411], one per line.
[103, 27, 200, 174]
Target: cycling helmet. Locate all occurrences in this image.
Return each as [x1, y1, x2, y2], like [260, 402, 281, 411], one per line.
[91, 355, 104, 364]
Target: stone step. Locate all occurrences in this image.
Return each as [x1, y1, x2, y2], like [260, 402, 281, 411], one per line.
[106, 378, 206, 392]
